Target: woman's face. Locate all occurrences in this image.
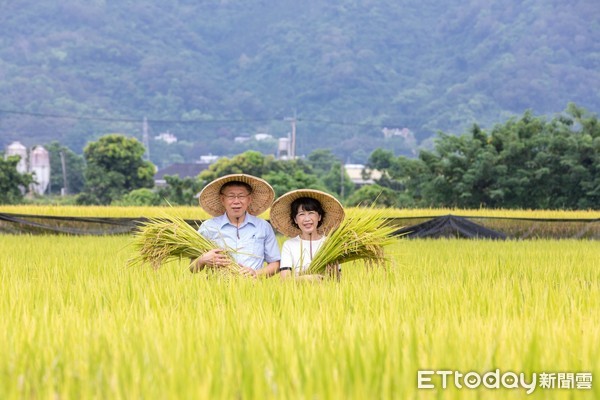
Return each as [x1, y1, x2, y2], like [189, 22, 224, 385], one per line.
[294, 205, 322, 236]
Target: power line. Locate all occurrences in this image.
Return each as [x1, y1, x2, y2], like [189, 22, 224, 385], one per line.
[0, 109, 274, 124]
[297, 118, 408, 129]
[0, 108, 412, 129]
[0, 109, 141, 123]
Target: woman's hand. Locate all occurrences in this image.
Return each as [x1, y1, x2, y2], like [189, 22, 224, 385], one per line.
[239, 265, 258, 279]
[325, 263, 341, 280]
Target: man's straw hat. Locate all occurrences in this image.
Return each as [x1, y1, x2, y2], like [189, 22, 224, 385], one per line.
[270, 189, 345, 237]
[199, 174, 275, 217]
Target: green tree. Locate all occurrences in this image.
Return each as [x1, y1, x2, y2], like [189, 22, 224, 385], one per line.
[366, 148, 430, 205]
[371, 105, 600, 209]
[156, 175, 204, 206]
[115, 188, 161, 206]
[418, 125, 504, 208]
[77, 134, 155, 205]
[198, 150, 319, 190]
[198, 151, 277, 184]
[321, 160, 355, 200]
[0, 156, 34, 204]
[263, 169, 327, 197]
[345, 184, 409, 208]
[306, 149, 338, 176]
[45, 141, 85, 195]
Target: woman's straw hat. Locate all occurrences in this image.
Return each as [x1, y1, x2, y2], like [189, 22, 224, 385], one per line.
[199, 174, 275, 217]
[270, 189, 345, 237]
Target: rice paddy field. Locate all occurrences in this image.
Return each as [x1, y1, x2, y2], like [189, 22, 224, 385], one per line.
[1, 207, 599, 399]
[1, 204, 600, 220]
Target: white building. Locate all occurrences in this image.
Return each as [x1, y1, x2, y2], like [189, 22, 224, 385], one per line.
[30, 146, 50, 195]
[155, 131, 178, 144]
[6, 141, 28, 174]
[277, 137, 291, 160]
[344, 164, 382, 186]
[254, 133, 273, 141]
[4, 141, 51, 195]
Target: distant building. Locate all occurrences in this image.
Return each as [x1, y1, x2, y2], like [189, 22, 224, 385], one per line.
[30, 146, 50, 195]
[277, 137, 291, 160]
[234, 136, 251, 143]
[382, 127, 413, 139]
[199, 154, 220, 164]
[5, 141, 51, 195]
[155, 131, 178, 144]
[254, 133, 273, 141]
[5, 141, 28, 174]
[344, 164, 382, 187]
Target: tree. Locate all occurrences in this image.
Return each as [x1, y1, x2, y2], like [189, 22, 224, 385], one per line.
[263, 169, 327, 197]
[156, 175, 204, 205]
[45, 141, 85, 195]
[0, 156, 34, 204]
[77, 134, 155, 205]
[368, 105, 600, 209]
[197, 150, 319, 192]
[345, 184, 410, 208]
[321, 160, 355, 200]
[306, 149, 338, 176]
[198, 151, 277, 184]
[115, 188, 161, 206]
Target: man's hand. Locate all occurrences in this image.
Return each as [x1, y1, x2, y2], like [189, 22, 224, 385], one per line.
[198, 248, 230, 268]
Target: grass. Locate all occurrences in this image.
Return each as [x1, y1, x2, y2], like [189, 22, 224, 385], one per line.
[0, 235, 599, 399]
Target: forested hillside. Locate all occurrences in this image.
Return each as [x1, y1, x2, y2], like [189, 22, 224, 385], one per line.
[0, 0, 598, 165]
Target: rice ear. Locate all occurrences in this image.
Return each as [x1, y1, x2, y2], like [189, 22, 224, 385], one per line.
[128, 215, 242, 274]
[306, 207, 397, 275]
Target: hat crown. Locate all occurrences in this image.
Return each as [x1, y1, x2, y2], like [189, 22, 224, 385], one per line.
[199, 174, 275, 217]
[270, 189, 345, 238]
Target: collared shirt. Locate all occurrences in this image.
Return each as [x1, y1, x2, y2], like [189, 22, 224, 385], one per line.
[198, 213, 281, 270]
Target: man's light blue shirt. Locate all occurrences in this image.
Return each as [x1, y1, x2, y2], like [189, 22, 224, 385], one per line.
[198, 213, 281, 270]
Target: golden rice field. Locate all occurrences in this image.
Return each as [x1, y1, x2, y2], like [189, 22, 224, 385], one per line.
[1, 204, 599, 220]
[1, 232, 598, 399]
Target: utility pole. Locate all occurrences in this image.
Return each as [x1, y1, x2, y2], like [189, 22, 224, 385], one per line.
[60, 151, 68, 195]
[142, 116, 150, 161]
[340, 161, 344, 199]
[284, 113, 297, 159]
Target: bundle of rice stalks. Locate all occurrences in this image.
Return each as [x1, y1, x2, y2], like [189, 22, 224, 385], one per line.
[306, 208, 398, 275]
[127, 215, 242, 275]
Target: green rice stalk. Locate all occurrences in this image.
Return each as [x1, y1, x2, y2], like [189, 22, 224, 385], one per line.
[306, 208, 399, 274]
[127, 215, 242, 275]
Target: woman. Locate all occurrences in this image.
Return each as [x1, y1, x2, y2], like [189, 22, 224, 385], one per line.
[270, 189, 345, 280]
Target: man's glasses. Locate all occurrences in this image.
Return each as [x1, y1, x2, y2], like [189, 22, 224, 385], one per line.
[222, 194, 250, 201]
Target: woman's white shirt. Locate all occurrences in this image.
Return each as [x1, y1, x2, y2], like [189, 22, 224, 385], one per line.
[280, 236, 325, 273]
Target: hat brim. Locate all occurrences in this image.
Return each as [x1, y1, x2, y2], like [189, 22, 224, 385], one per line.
[270, 189, 345, 237]
[199, 174, 275, 217]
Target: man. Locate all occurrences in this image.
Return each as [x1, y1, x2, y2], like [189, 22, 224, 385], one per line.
[190, 174, 280, 277]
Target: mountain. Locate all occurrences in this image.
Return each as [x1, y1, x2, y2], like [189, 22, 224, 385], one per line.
[0, 0, 598, 166]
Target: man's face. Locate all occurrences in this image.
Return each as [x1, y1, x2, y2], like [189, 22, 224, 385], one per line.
[220, 184, 252, 220]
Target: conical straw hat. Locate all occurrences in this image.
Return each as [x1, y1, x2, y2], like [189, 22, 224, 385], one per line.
[199, 174, 275, 217]
[270, 189, 345, 237]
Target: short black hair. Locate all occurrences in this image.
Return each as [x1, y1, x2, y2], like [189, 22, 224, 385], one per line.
[219, 181, 253, 194]
[290, 197, 325, 230]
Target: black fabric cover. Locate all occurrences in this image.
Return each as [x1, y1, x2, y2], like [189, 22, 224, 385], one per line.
[393, 214, 506, 239]
[1, 212, 598, 239]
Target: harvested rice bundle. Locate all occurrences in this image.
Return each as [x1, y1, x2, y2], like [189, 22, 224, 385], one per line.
[306, 208, 397, 274]
[128, 215, 242, 274]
